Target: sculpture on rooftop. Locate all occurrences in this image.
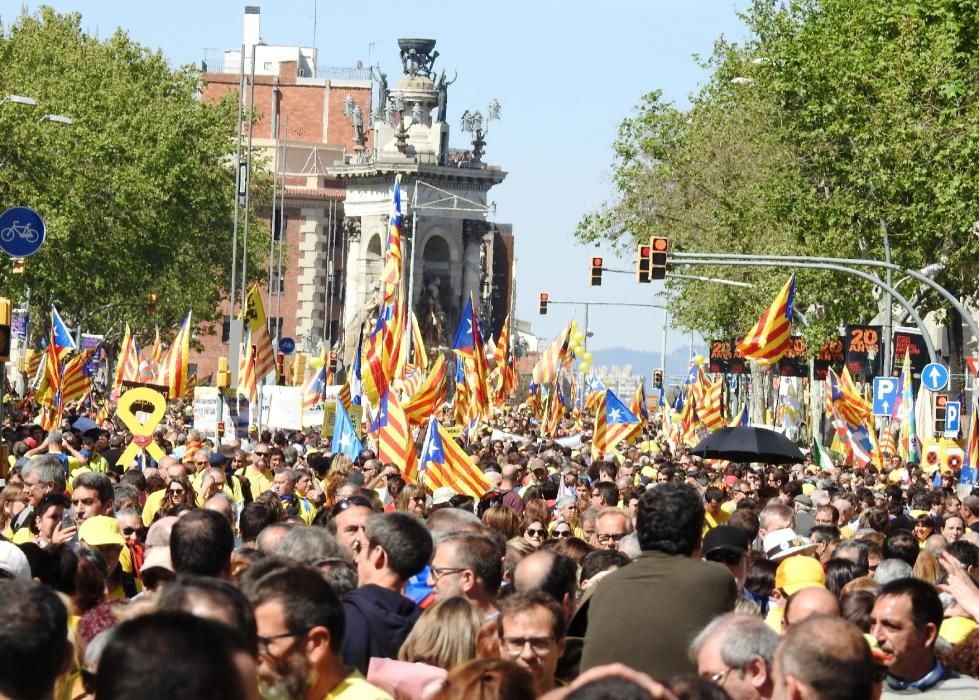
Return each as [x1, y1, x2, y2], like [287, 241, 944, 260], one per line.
[398, 38, 439, 79]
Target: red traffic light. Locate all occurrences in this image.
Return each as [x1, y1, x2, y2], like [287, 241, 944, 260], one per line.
[540, 292, 549, 301]
[591, 257, 603, 267]
[640, 245, 651, 257]
[651, 237, 669, 252]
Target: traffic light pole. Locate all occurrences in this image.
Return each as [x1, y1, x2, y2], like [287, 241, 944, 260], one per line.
[670, 251, 979, 358]
[669, 255, 938, 364]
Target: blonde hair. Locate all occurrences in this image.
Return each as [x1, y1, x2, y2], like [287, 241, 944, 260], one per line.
[398, 596, 483, 670]
[0, 484, 25, 531]
[912, 548, 941, 584]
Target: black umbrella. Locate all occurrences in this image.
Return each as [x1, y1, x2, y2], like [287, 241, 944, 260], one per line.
[691, 426, 805, 465]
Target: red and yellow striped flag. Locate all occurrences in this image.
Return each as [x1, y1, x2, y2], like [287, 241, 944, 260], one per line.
[151, 327, 162, 365]
[158, 312, 192, 399]
[381, 179, 404, 306]
[237, 326, 257, 404]
[532, 321, 573, 386]
[736, 275, 795, 365]
[243, 284, 277, 381]
[113, 324, 140, 396]
[404, 354, 447, 425]
[698, 377, 725, 431]
[372, 389, 415, 473]
[410, 313, 429, 370]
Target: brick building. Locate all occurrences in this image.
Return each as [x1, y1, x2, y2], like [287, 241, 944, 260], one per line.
[192, 7, 512, 387]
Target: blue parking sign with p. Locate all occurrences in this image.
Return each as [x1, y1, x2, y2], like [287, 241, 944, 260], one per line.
[944, 401, 961, 436]
[872, 377, 899, 416]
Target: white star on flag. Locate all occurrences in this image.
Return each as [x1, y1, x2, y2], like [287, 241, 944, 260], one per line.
[608, 408, 622, 422]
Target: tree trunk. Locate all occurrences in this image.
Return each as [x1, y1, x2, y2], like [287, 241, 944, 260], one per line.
[946, 293, 965, 397]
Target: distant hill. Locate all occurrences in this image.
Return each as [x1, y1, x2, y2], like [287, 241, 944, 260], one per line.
[589, 346, 707, 383]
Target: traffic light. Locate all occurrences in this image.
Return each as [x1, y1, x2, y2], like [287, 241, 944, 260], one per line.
[652, 368, 664, 390]
[636, 244, 653, 283]
[0, 298, 9, 364]
[147, 293, 158, 315]
[328, 351, 338, 375]
[539, 292, 549, 315]
[590, 257, 604, 286]
[216, 357, 231, 388]
[276, 352, 285, 385]
[291, 353, 306, 386]
[651, 236, 669, 280]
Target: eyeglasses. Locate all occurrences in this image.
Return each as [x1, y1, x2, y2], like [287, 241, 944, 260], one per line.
[705, 668, 733, 685]
[525, 528, 546, 537]
[168, 488, 185, 495]
[501, 636, 556, 657]
[194, 460, 208, 466]
[257, 629, 309, 655]
[329, 496, 374, 518]
[430, 566, 467, 581]
[122, 526, 147, 539]
[597, 533, 626, 544]
[254, 451, 269, 457]
[706, 550, 745, 567]
[553, 529, 573, 538]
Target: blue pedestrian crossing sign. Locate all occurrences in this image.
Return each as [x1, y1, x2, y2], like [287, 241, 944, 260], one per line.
[921, 363, 949, 392]
[944, 401, 961, 437]
[872, 377, 900, 416]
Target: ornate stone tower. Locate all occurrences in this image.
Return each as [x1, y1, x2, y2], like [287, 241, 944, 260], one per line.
[330, 39, 508, 366]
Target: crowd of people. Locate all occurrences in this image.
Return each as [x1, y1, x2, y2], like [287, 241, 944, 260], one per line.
[2, 406, 979, 699]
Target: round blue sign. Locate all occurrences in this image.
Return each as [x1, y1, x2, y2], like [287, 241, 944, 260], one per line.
[278, 337, 296, 354]
[0, 206, 46, 257]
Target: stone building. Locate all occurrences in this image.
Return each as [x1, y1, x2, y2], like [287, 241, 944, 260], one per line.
[192, 8, 511, 383]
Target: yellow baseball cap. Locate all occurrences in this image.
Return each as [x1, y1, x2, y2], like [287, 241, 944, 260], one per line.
[775, 555, 826, 595]
[79, 515, 127, 548]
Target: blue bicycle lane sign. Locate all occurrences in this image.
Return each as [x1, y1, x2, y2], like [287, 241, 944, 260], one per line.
[0, 207, 46, 257]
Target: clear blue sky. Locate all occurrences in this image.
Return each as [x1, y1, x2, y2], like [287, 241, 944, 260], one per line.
[9, 0, 750, 355]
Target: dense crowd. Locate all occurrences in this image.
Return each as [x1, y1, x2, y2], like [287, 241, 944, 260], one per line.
[2, 405, 979, 700]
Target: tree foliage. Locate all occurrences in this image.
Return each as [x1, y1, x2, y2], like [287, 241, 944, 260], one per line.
[0, 7, 269, 345]
[579, 0, 979, 364]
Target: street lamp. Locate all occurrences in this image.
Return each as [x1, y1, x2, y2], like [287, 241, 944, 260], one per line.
[0, 94, 38, 107]
[459, 99, 501, 164]
[40, 114, 72, 125]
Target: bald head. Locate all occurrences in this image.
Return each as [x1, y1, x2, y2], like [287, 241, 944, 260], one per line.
[775, 616, 873, 699]
[784, 587, 840, 628]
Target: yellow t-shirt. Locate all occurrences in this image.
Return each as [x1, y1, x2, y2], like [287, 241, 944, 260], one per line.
[141, 489, 167, 526]
[703, 509, 730, 535]
[323, 670, 393, 700]
[242, 466, 273, 501]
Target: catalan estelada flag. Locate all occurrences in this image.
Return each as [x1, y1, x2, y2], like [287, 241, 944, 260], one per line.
[371, 389, 415, 473]
[242, 284, 277, 382]
[410, 311, 429, 369]
[417, 415, 492, 498]
[158, 312, 192, 399]
[593, 389, 641, 456]
[60, 348, 95, 405]
[301, 363, 327, 410]
[826, 368, 871, 430]
[452, 296, 490, 419]
[50, 306, 76, 361]
[404, 353, 447, 425]
[736, 275, 794, 365]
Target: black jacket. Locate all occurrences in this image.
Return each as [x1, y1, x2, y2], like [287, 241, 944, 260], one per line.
[342, 584, 421, 674]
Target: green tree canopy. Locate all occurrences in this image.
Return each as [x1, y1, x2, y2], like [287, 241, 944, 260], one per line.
[0, 7, 269, 345]
[579, 0, 979, 369]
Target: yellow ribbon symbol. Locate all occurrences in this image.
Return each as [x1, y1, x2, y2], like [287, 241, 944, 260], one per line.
[116, 387, 168, 467]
